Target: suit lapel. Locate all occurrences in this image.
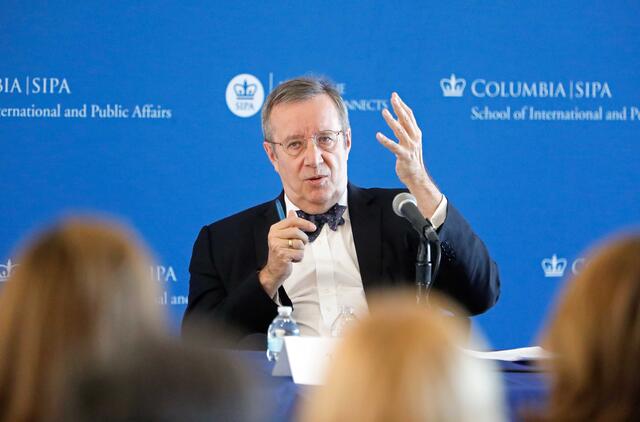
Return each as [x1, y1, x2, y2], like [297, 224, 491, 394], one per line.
[348, 183, 382, 291]
[253, 198, 279, 270]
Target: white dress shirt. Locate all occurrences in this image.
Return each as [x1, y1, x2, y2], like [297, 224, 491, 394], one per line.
[279, 190, 448, 336]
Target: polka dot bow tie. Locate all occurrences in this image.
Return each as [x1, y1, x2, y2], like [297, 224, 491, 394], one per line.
[296, 204, 346, 242]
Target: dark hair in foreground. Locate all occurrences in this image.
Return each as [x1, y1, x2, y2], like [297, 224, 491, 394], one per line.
[533, 234, 640, 421]
[56, 337, 261, 422]
[0, 217, 164, 421]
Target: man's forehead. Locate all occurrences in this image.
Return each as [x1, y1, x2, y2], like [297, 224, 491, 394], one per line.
[269, 94, 341, 136]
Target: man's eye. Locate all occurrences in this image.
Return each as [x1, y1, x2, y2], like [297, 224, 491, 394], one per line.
[317, 136, 333, 145]
[286, 141, 303, 150]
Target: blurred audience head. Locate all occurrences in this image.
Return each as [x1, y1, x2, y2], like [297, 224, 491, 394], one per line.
[536, 234, 640, 421]
[0, 217, 165, 421]
[56, 336, 262, 422]
[299, 290, 506, 422]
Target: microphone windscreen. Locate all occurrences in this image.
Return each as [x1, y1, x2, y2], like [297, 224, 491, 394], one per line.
[392, 192, 417, 217]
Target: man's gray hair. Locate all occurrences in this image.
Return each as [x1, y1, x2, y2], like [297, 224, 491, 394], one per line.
[261, 76, 350, 141]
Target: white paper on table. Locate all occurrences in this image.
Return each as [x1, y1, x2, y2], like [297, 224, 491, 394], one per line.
[272, 336, 339, 385]
[463, 346, 551, 362]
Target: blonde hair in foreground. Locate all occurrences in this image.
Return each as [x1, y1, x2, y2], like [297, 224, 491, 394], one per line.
[536, 234, 640, 422]
[0, 217, 165, 422]
[299, 291, 506, 422]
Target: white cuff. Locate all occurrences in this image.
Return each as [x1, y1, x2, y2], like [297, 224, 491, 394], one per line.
[430, 194, 447, 229]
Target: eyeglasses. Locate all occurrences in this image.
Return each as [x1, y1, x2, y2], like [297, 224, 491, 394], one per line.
[266, 130, 344, 157]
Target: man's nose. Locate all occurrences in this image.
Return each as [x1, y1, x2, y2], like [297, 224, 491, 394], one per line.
[303, 139, 324, 166]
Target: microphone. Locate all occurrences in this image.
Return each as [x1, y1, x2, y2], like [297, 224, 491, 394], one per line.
[392, 192, 442, 305]
[392, 193, 437, 240]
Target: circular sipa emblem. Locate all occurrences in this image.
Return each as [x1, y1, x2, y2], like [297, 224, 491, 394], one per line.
[225, 73, 265, 118]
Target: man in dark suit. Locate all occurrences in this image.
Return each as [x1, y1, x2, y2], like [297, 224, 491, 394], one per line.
[183, 77, 499, 339]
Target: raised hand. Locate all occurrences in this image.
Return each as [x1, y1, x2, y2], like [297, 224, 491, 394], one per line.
[376, 92, 442, 218]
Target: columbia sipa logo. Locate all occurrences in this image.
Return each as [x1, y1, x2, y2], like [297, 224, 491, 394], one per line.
[541, 255, 567, 277]
[0, 259, 18, 282]
[225, 73, 265, 118]
[439, 74, 611, 99]
[440, 74, 466, 97]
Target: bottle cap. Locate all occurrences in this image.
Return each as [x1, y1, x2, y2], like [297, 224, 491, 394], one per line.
[277, 306, 292, 316]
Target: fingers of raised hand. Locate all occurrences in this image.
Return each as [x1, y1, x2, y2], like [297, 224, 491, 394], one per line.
[382, 108, 412, 145]
[390, 93, 421, 140]
[393, 92, 418, 127]
[376, 131, 407, 159]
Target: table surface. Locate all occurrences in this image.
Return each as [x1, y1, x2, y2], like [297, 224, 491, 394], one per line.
[234, 351, 549, 422]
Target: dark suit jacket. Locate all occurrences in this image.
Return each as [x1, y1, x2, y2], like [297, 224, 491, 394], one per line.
[183, 184, 500, 338]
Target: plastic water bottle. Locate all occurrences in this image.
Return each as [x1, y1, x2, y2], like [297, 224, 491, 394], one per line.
[330, 305, 358, 337]
[266, 306, 300, 362]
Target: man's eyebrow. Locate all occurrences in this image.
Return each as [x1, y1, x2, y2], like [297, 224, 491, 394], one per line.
[282, 134, 305, 142]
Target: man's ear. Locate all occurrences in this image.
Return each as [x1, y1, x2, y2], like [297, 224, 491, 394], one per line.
[263, 141, 280, 172]
[344, 129, 352, 158]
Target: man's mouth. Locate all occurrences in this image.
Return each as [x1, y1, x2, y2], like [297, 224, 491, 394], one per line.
[305, 175, 328, 184]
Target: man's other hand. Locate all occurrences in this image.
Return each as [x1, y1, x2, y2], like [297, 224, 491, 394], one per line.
[258, 211, 316, 297]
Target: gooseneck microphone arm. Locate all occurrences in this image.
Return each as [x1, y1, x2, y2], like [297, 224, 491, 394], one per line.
[392, 193, 442, 305]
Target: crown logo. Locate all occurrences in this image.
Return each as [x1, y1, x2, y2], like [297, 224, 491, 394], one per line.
[233, 79, 257, 100]
[440, 74, 466, 97]
[0, 259, 18, 282]
[541, 254, 567, 278]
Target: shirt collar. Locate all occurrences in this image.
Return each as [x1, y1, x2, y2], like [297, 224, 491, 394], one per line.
[284, 189, 350, 221]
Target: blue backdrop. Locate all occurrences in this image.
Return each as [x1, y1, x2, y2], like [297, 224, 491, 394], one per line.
[2, 1, 639, 348]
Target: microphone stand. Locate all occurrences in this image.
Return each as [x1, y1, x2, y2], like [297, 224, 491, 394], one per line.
[415, 227, 441, 306]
